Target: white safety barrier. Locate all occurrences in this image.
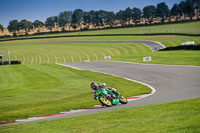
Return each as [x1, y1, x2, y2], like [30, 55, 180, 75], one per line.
[104, 56, 111, 60]
[181, 41, 195, 45]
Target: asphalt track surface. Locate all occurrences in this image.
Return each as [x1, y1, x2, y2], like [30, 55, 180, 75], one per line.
[45, 40, 165, 51]
[45, 40, 198, 120]
[57, 61, 200, 116]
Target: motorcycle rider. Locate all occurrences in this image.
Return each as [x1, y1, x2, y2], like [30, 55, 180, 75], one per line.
[90, 82, 99, 100]
[90, 82, 120, 101]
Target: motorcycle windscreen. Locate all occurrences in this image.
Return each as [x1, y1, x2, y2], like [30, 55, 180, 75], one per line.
[101, 89, 108, 95]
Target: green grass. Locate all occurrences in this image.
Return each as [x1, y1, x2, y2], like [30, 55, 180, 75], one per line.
[21, 35, 200, 47]
[1, 98, 199, 133]
[112, 50, 200, 66]
[57, 21, 200, 35]
[0, 35, 200, 66]
[0, 64, 151, 122]
[0, 21, 199, 41]
[0, 42, 151, 64]
[2, 34, 199, 47]
[0, 22, 199, 131]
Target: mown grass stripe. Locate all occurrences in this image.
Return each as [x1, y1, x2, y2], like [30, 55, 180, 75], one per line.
[0, 36, 199, 65]
[30, 55, 33, 64]
[61, 55, 66, 63]
[46, 55, 50, 64]
[70, 56, 74, 62]
[85, 53, 90, 61]
[22, 56, 26, 64]
[38, 55, 42, 64]
[118, 46, 129, 54]
[54, 55, 57, 63]
[91, 51, 98, 60]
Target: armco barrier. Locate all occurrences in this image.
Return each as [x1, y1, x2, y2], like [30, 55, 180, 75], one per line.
[0, 61, 21, 65]
[159, 45, 200, 51]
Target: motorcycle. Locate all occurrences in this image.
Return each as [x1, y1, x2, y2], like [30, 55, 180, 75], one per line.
[95, 83, 128, 107]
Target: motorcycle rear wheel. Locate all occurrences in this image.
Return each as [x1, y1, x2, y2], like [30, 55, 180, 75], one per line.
[99, 97, 112, 107]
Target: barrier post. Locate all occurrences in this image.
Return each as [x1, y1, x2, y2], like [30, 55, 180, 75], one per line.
[0, 50, 3, 65]
[8, 50, 11, 65]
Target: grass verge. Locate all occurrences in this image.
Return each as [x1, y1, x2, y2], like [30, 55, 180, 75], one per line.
[0, 21, 199, 41]
[0, 97, 199, 133]
[112, 50, 200, 66]
[0, 64, 151, 122]
[1, 36, 200, 66]
[0, 42, 151, 64]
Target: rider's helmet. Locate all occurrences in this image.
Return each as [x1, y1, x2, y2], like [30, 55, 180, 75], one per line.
[90, 82, 98, 90]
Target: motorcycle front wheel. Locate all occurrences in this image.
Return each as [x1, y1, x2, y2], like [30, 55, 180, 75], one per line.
[119, 95, 128, 104]
[99, 97, 112, 107]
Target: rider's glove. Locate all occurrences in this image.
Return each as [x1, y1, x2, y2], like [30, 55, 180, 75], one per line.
[93, 96, 97, 100]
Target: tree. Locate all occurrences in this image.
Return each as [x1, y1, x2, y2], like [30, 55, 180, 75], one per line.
[58, 12, 65, 30]
[53, 16, 59, 31]
[58, 11, 72, 31]
[124, 7, 133, 25]
[105, 12, 116, 27]
[116, 10, 126, 26]
[7, 20, 19, 36]
[185, 0, 195, 20]
[0, 24, 4, 32]
[192, 0, 200, 19]
[171, 4, 182, 21]
[71, 9, 84, 29]
[92, 11, 101, 29]
[143, 5, 156, 24]
[92, 10, 105, 29]
[26, 21, 33, 34]
[64, 11, 73, 30]
[83, 11, 92, 29]
[88, 10, 96, 28]
[132, 8, 142, 25]
[156, 2, 170, 23]
[19, 19, 33, 35]
[179, 1, 187, 21]
[45, 17, 54, 32]
[33, 20, 44, 33]
[98, 10, 108, 27]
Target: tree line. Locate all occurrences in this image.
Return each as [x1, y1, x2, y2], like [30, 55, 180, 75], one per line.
[1, 0, 199, 36]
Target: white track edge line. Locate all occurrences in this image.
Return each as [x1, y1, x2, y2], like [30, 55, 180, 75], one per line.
[111, 60, 200, 68]
[56, 63, 83, 70]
